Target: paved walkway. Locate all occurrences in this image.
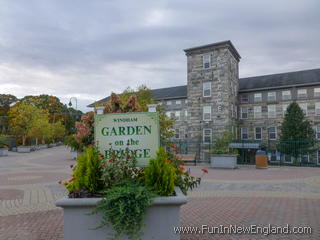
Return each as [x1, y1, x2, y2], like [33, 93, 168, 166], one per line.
[0, 147, 320, 239]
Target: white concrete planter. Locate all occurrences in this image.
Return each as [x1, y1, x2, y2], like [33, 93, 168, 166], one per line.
[0, 148, 8, 156]
[17, 146, 31, 153]
[38, 144, 48, 149]
[210, 154, 238, 169]
[56, 187, 187, 240]
[49, 143, 57, 148]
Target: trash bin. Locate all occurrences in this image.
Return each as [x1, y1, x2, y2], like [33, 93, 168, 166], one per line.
[255, 150, 268, 169]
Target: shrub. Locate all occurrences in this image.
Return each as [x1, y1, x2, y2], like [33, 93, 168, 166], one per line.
[64, 135, 81, 151]
[65, 147, 103, 194]
[212, 130, 238, 154]
[144, 148, 177, 196]
[0, 135, 8, 148]
[89, 179, 155, 240]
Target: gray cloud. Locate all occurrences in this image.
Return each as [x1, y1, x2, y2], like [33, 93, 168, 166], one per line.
[0, 0, 319, 111]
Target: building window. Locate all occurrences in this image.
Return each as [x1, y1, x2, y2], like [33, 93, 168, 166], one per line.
[240, 95, 249, 103]
[203, 129, 212, 143]
[203, 54, 211, 69]
[282, 90, 291, 100]
[255, 127, 262, 140]
[297, 89, 307, 98]
[175, 100, 181, 105]
[268, 105, 276, 118]
[184, 110, 188, 118]
[241, 128, 248, 140]
[282, 104, 289, 117]
[174, 129, 180, 139]
[167, 101, 172, 105]
[241, 107, 248, 119]
[175, 111, 180, 120]
[268, 92, 276, 101]
[254, 93, 262, 102]
[268, 126, 277, 140]
[298, 103, 308, 116]
[166, 112, 171, 118]
[185, 100, 188, 104]
[316, 125, 320, 139]
[254, 106, 262, 119]
[316, 103, 320, 116]
[203, 106, 211, 121]
[203, 82, 211, 97]
[314, 88, 320, 97]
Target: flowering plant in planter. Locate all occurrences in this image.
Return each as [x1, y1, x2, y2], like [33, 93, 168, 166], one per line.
[58, 93, 207, 240]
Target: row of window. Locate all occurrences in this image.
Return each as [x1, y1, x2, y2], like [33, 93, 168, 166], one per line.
[241, 102, 320, 119]
[240, 88, 320, 103]
[165, 99, 187, 106]
[166, 110, 188, 120]
[241, 126, 320, 140]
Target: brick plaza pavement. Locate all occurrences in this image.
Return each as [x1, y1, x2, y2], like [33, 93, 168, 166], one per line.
[0, 147, 320, 239]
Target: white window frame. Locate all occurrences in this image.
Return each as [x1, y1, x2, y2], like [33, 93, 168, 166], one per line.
[268, 126, 277, 140]
[282, 104, 289, 117]
[254, 93, 262, 102]
[174, 129, 180, 139]
[203, 82, 211, 97]
[268, 92, 276, 101]
[268, 105, 276, 118]
[297, 89, 307, 98]
[175, 111, 180, 120]
[203, 128, 212, 143]
[203, 106, 211, 121]
[203, 54, 211, 69]
[298, 103, 308, 116]
[254, 106, 262, 119]
[240, 95, 249, 103]
[282, 90, 291, 100]
[316, 103, 320, 116]
[241, 107, 248, 119]
[314, 88, 320, 97]
[241, 127, 248, 140]
[175, 100, 181, 105]
[254, 127, 262, 140]
[316, 125, 320, 140]
[167, 101, 172, 105]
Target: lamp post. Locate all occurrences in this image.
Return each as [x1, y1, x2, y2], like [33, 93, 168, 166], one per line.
[68, 97, 78, 110]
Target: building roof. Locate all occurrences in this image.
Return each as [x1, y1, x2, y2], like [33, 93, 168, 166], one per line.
[184, 40, 241, 61]
[239, 68, 320, 92]
[88, 68, 320, 107]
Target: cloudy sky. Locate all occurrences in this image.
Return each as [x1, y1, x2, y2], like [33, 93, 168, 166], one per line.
[0, 0, 319, 112]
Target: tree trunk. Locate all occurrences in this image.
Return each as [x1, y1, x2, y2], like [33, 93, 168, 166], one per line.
[22, 136, 26, 146]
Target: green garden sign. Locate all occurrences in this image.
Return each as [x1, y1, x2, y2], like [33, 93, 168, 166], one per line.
[94, 112, 160, 166]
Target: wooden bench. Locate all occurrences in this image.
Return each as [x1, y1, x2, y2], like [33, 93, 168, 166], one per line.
[176, 154, 197, 166]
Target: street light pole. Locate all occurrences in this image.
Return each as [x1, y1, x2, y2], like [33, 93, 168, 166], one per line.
[68, 97, 78, 110]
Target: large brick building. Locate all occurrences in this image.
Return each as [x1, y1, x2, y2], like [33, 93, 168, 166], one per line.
[90, 41, 320, 165]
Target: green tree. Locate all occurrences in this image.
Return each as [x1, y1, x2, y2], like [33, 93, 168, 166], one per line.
[27, 112, 51, 145]
[8, 102, 48, 145]
[277, 102, 316, 163]
[0, 94, 18, 133]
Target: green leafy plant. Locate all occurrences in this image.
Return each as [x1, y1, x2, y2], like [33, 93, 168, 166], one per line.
[0, 135, 8, 148]
[65, 147, 103, 194]
[64, 134, 81, 151]
[89, 179, 155, 240]
[144, 148, 177, 196]
[212, 130, 238, 154]
[166, 144, 202, 195]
